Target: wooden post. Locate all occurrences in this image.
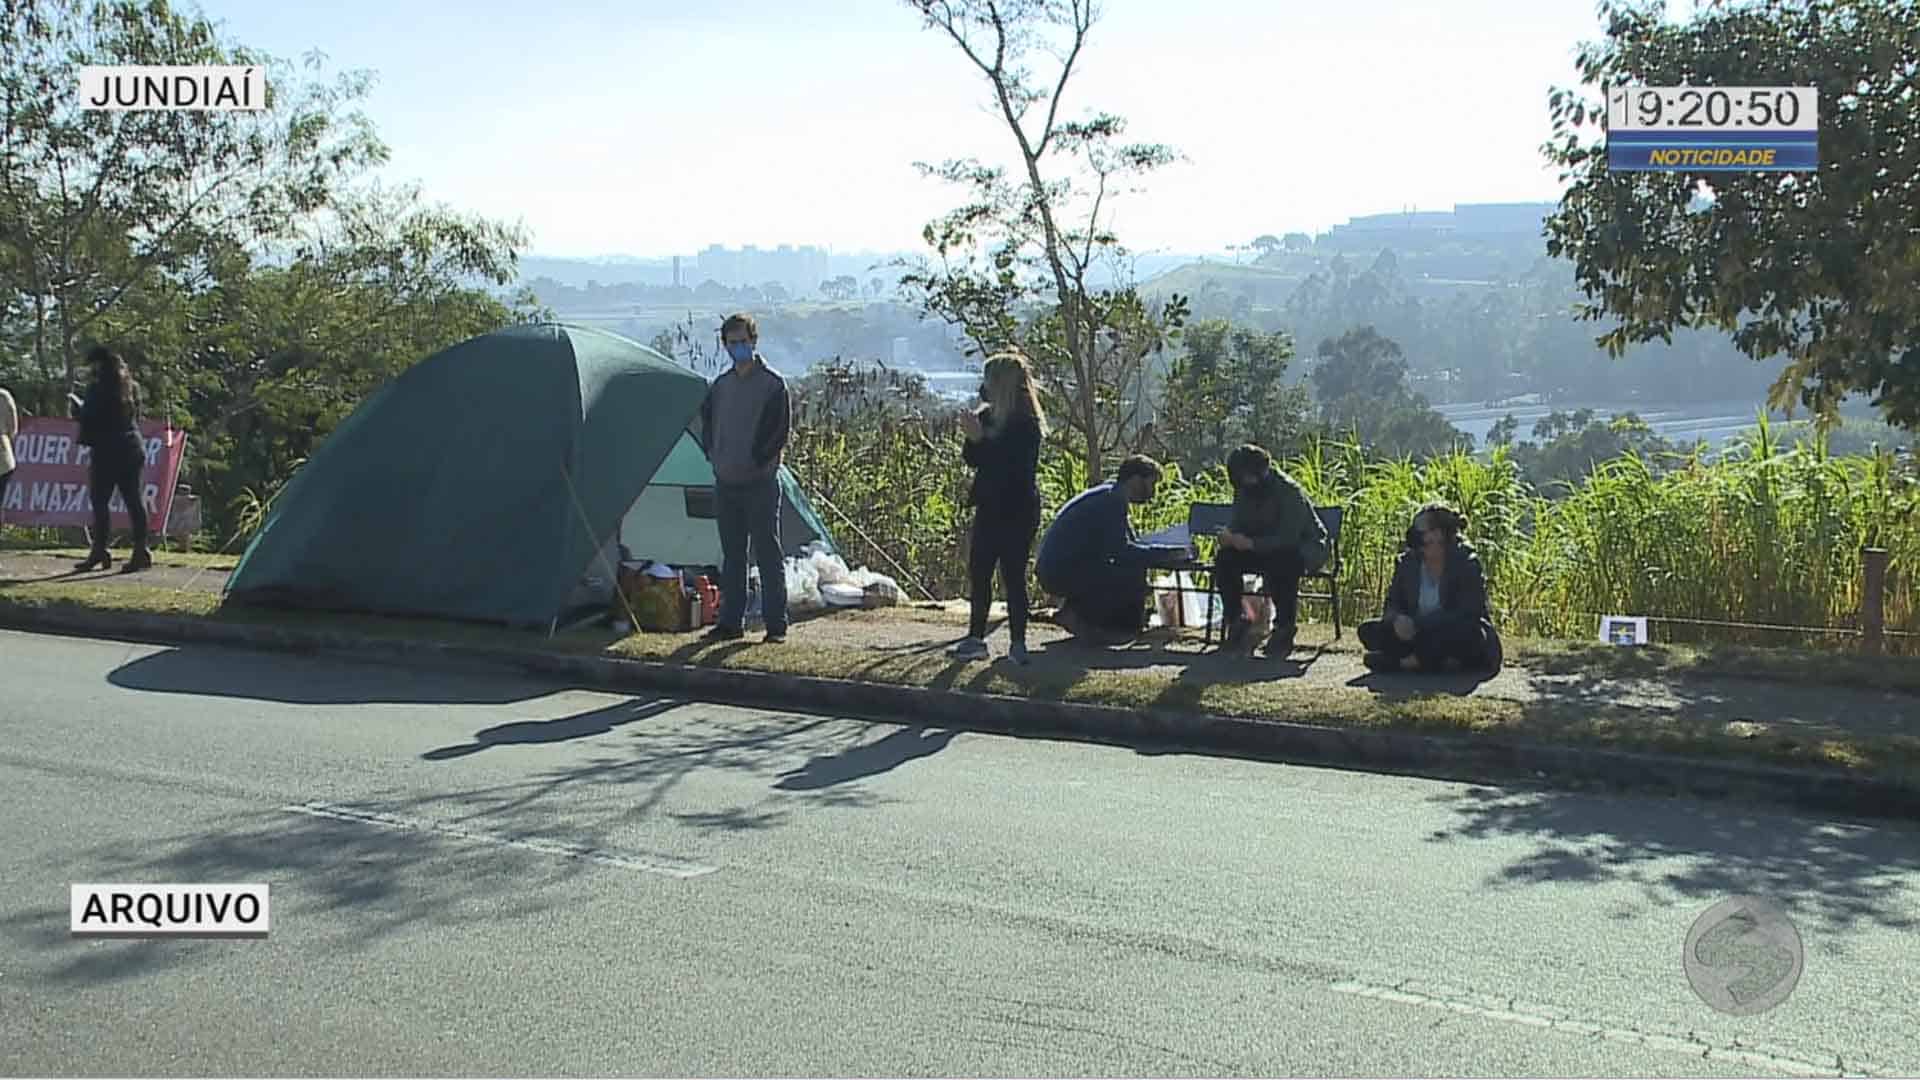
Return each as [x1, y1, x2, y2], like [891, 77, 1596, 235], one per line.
[1861, 547, 1889, 654]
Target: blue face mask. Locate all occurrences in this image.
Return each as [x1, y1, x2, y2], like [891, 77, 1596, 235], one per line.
[725, 341, 755, 364]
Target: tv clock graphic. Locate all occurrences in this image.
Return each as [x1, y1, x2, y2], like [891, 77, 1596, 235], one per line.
[1609, 87, 1810, 129]
[1605, 86, 1818, 172]
[1682, 896, 1804, 1015]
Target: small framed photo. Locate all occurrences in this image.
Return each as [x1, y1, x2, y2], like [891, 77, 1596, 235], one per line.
[1600, 615, 1649, 646]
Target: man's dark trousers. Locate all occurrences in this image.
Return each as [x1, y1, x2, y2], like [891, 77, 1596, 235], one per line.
[715, 475, 787, 634]
[1043, 562, 1149, 636]
[1216, 546, 1303, 628]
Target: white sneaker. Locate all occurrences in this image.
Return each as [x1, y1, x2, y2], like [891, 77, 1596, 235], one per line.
[948, 637, 990, 660]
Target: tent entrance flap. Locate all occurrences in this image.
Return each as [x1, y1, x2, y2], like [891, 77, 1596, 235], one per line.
[615, 430, 836, 567]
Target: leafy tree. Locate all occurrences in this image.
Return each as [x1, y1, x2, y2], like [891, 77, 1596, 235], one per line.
[820, 275, 860, 302]
[0, 0, 386, 401]
[1153, 318, 1312, 475]
[1543, 0, 1920, 426]
[1488, 414, 1522, 447]
[1309, 326, 1410, 403]
[0, 0, 546, 546]
[1310, 327, 1474, 459]
[899, 0, 1185, 479]
[1499, 410, 1686, 495]
[1023, 284, 1189, 462]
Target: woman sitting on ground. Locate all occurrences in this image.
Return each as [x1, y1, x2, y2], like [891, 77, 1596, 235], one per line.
[1359, 503, 1503, 673]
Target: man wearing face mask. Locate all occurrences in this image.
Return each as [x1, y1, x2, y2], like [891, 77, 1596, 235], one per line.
[698, 312, 792, 643]
[1214, 443, 1329, 656]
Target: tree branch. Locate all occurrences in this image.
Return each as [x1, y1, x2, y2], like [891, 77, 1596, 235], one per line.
[1035, 0, 1091, 157]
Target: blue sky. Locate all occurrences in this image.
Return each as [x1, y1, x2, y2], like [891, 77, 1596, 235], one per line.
[184, 0, 1692, 259]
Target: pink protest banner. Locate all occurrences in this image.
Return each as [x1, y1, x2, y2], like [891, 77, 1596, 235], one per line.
[1, 418, 189, 531]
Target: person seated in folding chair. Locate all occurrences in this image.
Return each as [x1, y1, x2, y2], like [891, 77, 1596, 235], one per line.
[1359, 502, 1504, 674]
[1214, 443, 1330, 657]
[1035, 454, 1194, 645]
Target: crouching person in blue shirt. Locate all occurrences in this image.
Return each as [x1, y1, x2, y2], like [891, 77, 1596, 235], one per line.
[1035, 454, 1193, 645]
[1359, 503, 1504, 673]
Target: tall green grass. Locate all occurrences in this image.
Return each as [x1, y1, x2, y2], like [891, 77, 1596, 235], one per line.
[1052, 426, 1920, 651]
[783, 395, 1920, 649]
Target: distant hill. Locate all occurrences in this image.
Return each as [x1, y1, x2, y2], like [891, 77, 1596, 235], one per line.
[1140, 260, 1305, 304]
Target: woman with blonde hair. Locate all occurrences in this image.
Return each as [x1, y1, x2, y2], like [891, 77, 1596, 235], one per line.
[951, 350, 1049, 664]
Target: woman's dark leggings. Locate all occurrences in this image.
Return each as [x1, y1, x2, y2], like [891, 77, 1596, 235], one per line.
[88, 440, 148, 552]
[968, 508, 1039, 642]
[1359, 616, 1491, 668]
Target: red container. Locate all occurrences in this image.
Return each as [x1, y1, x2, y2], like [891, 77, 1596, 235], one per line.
[693, 575, 719, 626]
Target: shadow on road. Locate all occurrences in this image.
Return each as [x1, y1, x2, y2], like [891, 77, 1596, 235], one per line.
[107, 644, 555, 706]
[1426, 784, 1920, 935]
[0, 802, 583, 985]
[773, 725, 956, 790]
[366, 710, 915, 873]
[421, 697, 683, 760]
[1, 705, 918, 985]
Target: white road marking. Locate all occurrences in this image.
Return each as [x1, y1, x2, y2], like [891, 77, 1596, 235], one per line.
[1330, 979, 1892, 1077]
[280, 801, 719, 879]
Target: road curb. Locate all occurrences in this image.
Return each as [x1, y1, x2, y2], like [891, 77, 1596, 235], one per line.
[6, 603, 1918, 822]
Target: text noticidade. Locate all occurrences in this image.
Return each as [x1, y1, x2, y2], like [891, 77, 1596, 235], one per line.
[70, 884, 271, 939]
[78, 66, 266, 112]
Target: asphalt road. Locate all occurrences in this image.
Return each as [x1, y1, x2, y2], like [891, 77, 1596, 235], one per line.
[3, 627, 1917, 1077]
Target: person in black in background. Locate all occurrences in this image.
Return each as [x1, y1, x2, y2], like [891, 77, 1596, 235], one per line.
[70, 346, 151, 573]
[950, 351, 1048, 665]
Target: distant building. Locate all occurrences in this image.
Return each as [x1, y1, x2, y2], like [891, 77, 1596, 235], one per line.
[1323, 202, 1553, 250]
[891, 337, 911, 366]
[1451, 202, 1554, 234]
[694, 243, 832, 297]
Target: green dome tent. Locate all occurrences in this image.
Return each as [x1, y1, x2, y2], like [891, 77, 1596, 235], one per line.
[224, 322, 836, 628]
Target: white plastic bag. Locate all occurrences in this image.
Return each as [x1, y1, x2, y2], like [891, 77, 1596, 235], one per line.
[786, 555, 823, 612]
[783, 546, 904, 612]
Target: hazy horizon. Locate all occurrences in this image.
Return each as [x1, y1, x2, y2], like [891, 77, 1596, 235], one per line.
[507, 196, 1558, 264]
[179, 0, 1702, 260]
